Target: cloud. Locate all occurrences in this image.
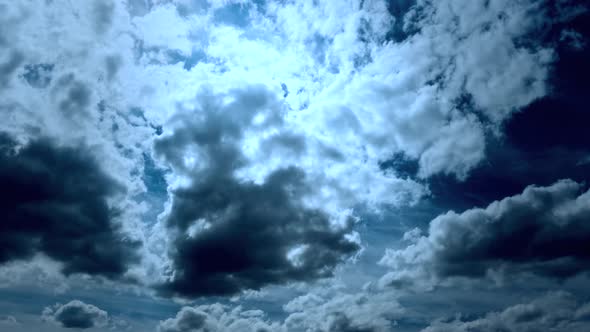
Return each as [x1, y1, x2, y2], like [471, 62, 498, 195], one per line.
[158, 304, 279, 332]
[0, 315, 18, 325]
[0, 132, 139, 278]
[283, 288, 402, 332]
[42, 300, 109, 329]
[158, 307, 212, 332]
[380, 179, 590, 289]
[160, 287, 402, 332]
[0, 2, 588, 325]
[153, 85, 361, 297]
[335, 0, 567, 179]
[422, 291, 590, 332]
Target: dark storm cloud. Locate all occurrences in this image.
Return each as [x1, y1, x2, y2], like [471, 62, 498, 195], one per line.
[381, 179, 590, 288]
[154, 86, 360, 298]
[0, 132, 139, 278]
[42, 300, 108, 329]
[422, 292, 590, 332]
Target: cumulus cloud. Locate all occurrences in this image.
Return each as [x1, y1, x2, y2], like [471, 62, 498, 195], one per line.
[380, 179, 590, 289]
[154, 86, 361, 297]
[159, 286, 403, 332]
[0, 132, 139, 278]
[283, 286, 403, 332]
[42, 300, 109, 329]
[158, 304, 279, 332]
[422, 291, 590, 332]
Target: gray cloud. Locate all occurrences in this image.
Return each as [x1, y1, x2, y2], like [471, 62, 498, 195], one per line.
[0, 315, 18, 326]
[324, 312, 379, 332]
[422, 292, 590, 332]
[53, 75, 93, 117]
[283, 290, 402, 332]
[154, 85, 360, 298]
[157, 307, 213, 332]
[105, 55, 123, 82]
[0, 50, 24, 88]
[158, 304, 277, 332]
[42, 300, 108, 329]
[0, 132, 139, 278]
[93, 0, 115, 34]
[380, 179, 590, 289]
[22, 63, 54, 89]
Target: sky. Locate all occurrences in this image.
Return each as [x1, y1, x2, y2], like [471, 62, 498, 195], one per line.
[0, 0, 589, 331]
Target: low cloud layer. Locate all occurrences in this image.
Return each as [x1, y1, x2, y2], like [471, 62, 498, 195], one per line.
[380, 179, 590, 289]
[159, 287, 402, 332]
[283, 289, 402, 332]
[423, 292, 590, 332]
[158, 304, 278, 332]
[42, 300, 108, 329]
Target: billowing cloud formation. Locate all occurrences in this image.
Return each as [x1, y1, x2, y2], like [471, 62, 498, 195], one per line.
[158, 304, 279, 332]
[159, 287, 403, 332]
[297, 0, 562, 180]
[283, 290, 402, 332]
[42, 300, 108, 329]
[422, 292, 590, 332]
[0, 132, 139, 278]
[154, 86, 360, 297]
[380, 179, 590, 289]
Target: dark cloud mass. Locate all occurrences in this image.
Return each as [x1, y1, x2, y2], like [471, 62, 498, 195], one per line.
[42, 300, 109, 329]
[155, 86, 360, 297]
[381, 179, 590, 288]
[0, 132, 139, 278]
